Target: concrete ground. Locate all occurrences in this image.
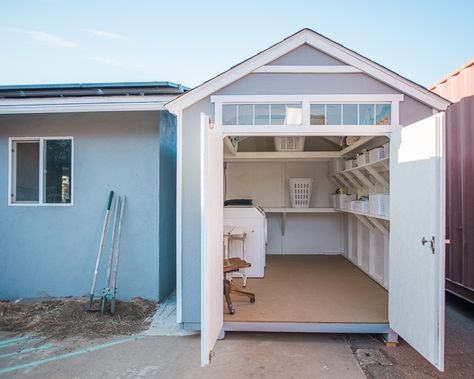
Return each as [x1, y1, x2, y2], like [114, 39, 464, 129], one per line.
[0, 293, 472, 378]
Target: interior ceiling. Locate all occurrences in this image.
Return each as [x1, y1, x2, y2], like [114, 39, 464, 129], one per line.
[228, 136, 389, 153]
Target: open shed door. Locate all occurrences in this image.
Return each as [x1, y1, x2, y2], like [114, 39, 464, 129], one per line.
[200, 113, 224, 366]
[390, 113, 446, 371]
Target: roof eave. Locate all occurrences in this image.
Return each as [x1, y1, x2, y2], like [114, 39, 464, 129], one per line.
[166, 29, 450, 114]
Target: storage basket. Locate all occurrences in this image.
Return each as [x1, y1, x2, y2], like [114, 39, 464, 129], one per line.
[289, 178, 313, 208]
[350, 200, 369, 213]
[274, 136, 305, 152]
[332, 194, 356, 208]
[344, 159, 357, 170]
[383, 143, 390, 158]
[357, 151, 369, 167]
[369, 193, 390, 216]
[330, 158, 344, 174]
[368, 147, 385, 163]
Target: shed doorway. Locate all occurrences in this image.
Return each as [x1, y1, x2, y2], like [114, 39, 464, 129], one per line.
[200, 113, 445, 370]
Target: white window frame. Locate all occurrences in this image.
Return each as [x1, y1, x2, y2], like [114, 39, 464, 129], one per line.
[211, 94, 403, 132]
[8, 136, 74, 207]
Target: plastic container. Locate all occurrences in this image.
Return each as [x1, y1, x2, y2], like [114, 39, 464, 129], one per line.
[368, 147, 385, 163]
[383, 143, 390, 158]
[332, 194, 356, 208]
[274, 136, 305, 152]
[369, 193, 390, 216]
[330, 158, 344, 174]
[289, 178, 313, 208]
[357, 151, 369, 167]
[344, 159, 357, 170]
[350, 200, 369, 213]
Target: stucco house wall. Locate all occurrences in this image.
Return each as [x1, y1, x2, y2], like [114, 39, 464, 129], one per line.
[0, 110, 176, 301]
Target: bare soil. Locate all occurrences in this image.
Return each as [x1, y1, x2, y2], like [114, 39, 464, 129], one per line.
[0, 297, 156, 339]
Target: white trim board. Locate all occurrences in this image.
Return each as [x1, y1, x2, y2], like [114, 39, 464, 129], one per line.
[0, 95, 177, 114]
[166, 29, 450, 113]
[223, 322, 390, 334]
[253, 65, 362, 73]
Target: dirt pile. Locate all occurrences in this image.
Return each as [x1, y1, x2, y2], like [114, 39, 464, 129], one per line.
[0, 297, 156, 339]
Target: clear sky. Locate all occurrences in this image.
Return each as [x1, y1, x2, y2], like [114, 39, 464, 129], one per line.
[0, 0, 472, 89]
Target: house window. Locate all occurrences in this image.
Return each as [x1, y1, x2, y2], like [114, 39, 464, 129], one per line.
[222, 103, 302, 126]
[310, 103, 391, 126]
[10, 137, 73, 205]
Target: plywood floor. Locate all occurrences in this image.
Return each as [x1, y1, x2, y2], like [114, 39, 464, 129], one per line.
[224, 255, 388, 323]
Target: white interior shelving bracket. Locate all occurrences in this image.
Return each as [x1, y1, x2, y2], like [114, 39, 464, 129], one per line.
[341, 172, 364, 192]
[333, 173, 355, 193]
[365, 166, 389, 191]
[367, 217, 389, 236]
[352, 170, 376, 192]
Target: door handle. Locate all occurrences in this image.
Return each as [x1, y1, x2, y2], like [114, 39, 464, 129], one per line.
[421, 236, 435, 254]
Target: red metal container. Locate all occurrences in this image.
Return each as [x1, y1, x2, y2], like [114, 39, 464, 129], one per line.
[431, 60, 474, 302]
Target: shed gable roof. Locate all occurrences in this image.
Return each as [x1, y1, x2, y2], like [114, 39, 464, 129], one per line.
[166, 28, 450, 113]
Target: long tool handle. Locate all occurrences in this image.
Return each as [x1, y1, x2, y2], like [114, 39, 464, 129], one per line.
[110, 195, 126, 314]
[101, 196, 120, 315]
[89, 191, 114, 307]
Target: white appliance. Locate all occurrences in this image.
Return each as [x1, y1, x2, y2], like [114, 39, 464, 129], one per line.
[224, 206, 267, 278]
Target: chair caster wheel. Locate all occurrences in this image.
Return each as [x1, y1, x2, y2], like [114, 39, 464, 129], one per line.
[250, 297, 255, 303]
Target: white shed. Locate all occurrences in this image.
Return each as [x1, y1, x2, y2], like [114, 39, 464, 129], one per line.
[166, 29, 450, 370]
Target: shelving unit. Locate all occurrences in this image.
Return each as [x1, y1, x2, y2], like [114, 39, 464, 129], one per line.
[335, 207, 389, 221]
[263, 207, 339, 236]
[330, 157, 389, 193]
[263, 207, 337, 213]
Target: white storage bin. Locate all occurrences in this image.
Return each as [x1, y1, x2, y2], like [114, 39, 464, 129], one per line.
[332, 194, 355, 208]
[289, 178, 313, 208]
[383, 143, 390, 158]
[368, 147, 385, 163]
[369, 193, 390, 216]
[351, 200, 369, 213]
[357, 151, 369, 167]
[330, 158, 344, 174]
[274, 136, 305, 152]
[344, 159, 357, 170]
[332, 194, 356, 208]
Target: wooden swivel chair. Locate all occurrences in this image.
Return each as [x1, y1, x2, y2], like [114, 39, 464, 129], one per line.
[223, 257, 255, 314]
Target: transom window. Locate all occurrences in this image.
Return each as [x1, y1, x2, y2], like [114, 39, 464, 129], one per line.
[310, 103, 391, 125]
[222, 103, 302, 125]
[10, 137, 73, 205]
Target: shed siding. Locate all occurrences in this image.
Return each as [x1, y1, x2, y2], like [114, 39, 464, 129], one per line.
[180, 67, 435, 327]
[268, 44, 345, 66]
[0, 111, 162, 300]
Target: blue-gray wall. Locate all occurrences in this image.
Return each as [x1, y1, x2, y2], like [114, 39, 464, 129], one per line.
[179, 45, 436, 329]
[0, 110, 176, 301]
[159, 111, 177, 299]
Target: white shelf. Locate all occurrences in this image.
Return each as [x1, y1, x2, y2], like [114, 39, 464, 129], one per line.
[335, 207, 390, 221]
[333, 157, 389, 175]
[263, 207, 337, 213]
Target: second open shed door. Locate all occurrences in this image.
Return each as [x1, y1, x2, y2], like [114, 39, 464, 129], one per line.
[200, 113, 224, 366]
[389, 113, 446, 371]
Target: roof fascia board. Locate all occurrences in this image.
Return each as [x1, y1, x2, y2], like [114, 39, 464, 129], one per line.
[303, 33, 450, 110]
[166, 30, 450, 113]
[166, 33, 307, 114]
[0, 95, 177, 114]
